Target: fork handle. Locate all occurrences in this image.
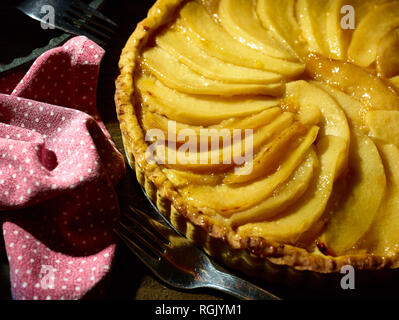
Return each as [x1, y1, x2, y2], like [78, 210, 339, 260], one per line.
[204, 269, 281, 300]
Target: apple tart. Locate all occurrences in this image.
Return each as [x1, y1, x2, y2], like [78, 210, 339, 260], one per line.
[115, 0, 399, 275]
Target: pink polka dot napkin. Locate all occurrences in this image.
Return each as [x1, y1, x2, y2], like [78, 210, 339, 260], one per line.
[0, 36, 125, 300]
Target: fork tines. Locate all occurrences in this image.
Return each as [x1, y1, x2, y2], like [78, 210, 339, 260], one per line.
[70, 1, 117, 28]
[116, 206, 170, 261]
[61, 1, 118, 46]
[115, 200, 281, 299]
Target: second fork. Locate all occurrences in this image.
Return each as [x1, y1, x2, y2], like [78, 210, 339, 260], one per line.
[16, 0, 117, 46]
[115, 204, 281, 300]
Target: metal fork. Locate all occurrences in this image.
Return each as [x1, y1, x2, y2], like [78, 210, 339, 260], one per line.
[15, 0, 117, 46]
[114, 201, 281, 300]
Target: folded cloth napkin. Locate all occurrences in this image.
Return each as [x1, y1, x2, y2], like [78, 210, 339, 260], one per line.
[0, 36, 125, 300]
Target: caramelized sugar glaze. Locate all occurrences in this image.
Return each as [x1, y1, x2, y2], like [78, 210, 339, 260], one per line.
[120, 0, 399, 272]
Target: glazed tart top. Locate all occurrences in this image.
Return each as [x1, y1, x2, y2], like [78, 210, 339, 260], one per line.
[116, 0, 399, 272]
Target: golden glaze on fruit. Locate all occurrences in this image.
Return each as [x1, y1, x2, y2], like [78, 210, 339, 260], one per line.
[116, 0, 399, 273]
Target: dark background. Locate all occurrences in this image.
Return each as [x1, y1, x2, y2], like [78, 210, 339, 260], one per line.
[1, 0, 399, 301]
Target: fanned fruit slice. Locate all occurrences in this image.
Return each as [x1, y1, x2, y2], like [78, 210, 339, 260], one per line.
[285, 80, 350, 140]
[218, 0, 297, 60]
[140, 46, 283, 96]
[319, 134, 386, 256]
[296, 0, 330, 57]
[256, 0, 304, 56]
[237, 135, 347, 243]
[229, 149, 317, 226]
[155, 26, 283, 84]
[348, 1, 399, 67]
[136, 76, 280, 125]
[178, 127, 318, 215]
[156, 112, 296, 173]
[390, 75, 399, 92]
[305, 53, 399, 110]
[312, 81, 367, 132]
[162, 168, 223, 187]
[142, 107, 282, 143]
[367, 110, 399, 145]
[357, 144, 399, 256]
[284, 80, 350, 177]
[350, 0, 393, 26]
[223, 123, 314, 184]
[178, 1, 305, 76]
[325, 0, 350, 60]
[376, 28, 399, 78]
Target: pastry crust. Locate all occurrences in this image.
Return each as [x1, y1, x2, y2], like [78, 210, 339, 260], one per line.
[115, 0, 399, 274]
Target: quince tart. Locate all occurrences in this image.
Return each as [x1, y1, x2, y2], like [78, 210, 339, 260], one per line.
[115, 0, 399, 276]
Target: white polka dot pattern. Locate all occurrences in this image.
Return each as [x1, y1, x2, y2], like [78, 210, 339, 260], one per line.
[0, 36, 125, 300]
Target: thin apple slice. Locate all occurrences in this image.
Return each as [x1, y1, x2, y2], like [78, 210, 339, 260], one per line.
[142, 110, 207, 144]
[178, 133, 318, 215]
[162, 168, 223, 187]
[237, 135, 347, 243]
[214, 108, 282, 130]
[325, 0, 349, 60]
[350, 0, 392, 25]
[179, 1, 305, 76]
[142, 107, 282, 143]
[359, 144, 399, 256]
[156, 27, 283, 84]
[286, 81, 349, 140]
[136, 76, 280, 125]
[348, 2, 399, 67]
[306, 53, 399, 110]
[157, 112, 295, 172]
[282, 97, 321, 127]
[296, 0, 330, 57]
[223, 124, 316, 185]
[390, 75, 399, 92]
[285, 80, 350, 177]
[320, 134, 386, 255]
[366, 110, 399, 144]
[218, 0, 297, 60]
[312, 81, 367, 132]
[256, 0, 304, 57]
[229, 148, 317, 225]
[141, 46, 284, 96]
[376, 28, 399, 78]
